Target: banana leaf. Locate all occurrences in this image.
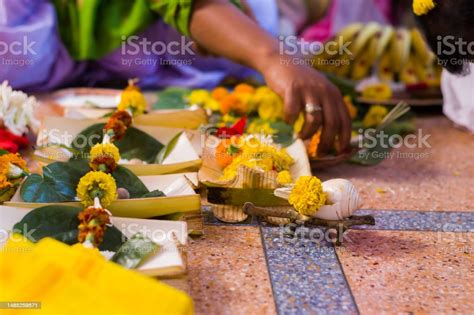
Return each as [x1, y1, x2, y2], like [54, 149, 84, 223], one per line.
[13, 205, 126, 251]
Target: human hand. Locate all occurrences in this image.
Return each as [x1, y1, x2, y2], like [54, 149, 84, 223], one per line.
[261, 55, 352, 155]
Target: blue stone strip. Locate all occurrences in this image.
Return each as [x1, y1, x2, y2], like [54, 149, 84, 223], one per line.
[353, 209, 474, 232]
[260, 225, 359, 315]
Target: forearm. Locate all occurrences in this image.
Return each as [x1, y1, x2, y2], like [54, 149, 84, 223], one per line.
[189, 0, 279, 73]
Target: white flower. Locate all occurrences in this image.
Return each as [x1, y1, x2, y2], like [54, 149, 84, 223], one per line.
[0, 81, 39, 136]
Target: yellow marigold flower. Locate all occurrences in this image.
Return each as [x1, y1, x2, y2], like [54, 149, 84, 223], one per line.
[188, 89, 211, 106]
[118, 85, 147, 116]
[211, 87, 229, 101]
[77, 171, 117, 208]
[289, 176, 327, 216]
[219, 138, 294, 181]
[255, 90, 284, 121]
[413, 0, 435, 16]
[361, 83, 392, 100]
[277, 170, 293, 185]
[247, 120, 277, 135]
[363, 105, 389, 128]
[294, 113, 305, 134]
[204, 98, 221, 112]
[234, 83, 255, 94]
[89, 143, 121, 172]
[343, 96, 358, 120]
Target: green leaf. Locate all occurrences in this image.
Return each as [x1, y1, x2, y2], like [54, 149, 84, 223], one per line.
[153, 87, 191, 110]
[155, 132, 182, 164]
[112, 166, 149, 198]
[323, 72, 357, 98]
[111, 233, 160, 269]
[70, 124, 164, 163]
[13, 205, 126, 251]
[0, 149, 9, 156]
[270, 121, 296, 147]
[141, 189, 166, 198]
[20, 159, 90, 203]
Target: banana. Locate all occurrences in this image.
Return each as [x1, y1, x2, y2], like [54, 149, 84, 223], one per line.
[378, 49, 394, 82]
[333, 52, 353, 78]
[411, 28, 436, 66]
[400, 55, 419, 84]
[318, 23, 364, 60]
[390, 28, 412, 73]
[350, 22, 383, 58]
[351, 26, 394, 81]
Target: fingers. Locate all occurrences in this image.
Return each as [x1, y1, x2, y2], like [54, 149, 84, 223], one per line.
[318, 89, 340, 155]
[335, 93, 352, 153]
[284, 88, 302, 125]
[240, 0, 257, 21]
[299, 94, 323, 140]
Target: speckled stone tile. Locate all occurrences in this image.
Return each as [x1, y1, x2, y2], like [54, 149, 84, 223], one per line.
[261, 225, 357, 315]
[187, 226, 275, 315]
[337, 230, 474, 314]
[317, 116, 474, 211]
[354, 209, 474, 232]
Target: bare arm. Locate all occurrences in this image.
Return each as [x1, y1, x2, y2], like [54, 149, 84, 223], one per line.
[189, 0, 351, 154]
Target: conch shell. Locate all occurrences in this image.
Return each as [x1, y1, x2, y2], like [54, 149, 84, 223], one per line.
[274, 179, 363, 220]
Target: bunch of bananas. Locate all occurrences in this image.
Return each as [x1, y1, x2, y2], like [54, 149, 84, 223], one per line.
[313, 22, 441, 86]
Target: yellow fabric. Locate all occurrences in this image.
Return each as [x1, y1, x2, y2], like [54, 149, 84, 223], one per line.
[0, 236, 194, 315]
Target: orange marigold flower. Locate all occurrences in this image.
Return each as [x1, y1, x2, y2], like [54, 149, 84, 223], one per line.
[219, 94, 239, 115]
[343, 96, 358, 120]
[78, 206, 111, 247]
[104, 110, 132, 141]
[215, 137, 241, 168]
[234, 83, 255, 94]
[211, 87, 229, 101]
[308, 130, 322, 158]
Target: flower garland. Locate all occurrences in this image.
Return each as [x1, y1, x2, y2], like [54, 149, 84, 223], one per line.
[413, 0, 436, 16]
[76, 80, 146, 248]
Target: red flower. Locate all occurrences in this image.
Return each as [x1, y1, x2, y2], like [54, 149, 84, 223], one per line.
[215, 117, 247, 138]
[0, 129, 29, 153]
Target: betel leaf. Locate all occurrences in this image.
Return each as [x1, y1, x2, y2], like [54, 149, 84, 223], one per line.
[21, 159, 90, 203]
[155, 132, 183, 164]
[111, 233, 160, 269]
[112, 166, 149, 198]
[270, 121, 296, 147]
[140, 189, 166, 198]
[13, 205, 126, 251]
[70, 124, 164, 163]
[153, 87, 191, 110]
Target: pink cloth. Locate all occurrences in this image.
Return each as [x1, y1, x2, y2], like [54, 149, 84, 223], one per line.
[302, 0, 393, 42]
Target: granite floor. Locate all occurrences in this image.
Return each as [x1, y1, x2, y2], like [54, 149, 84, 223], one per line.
[187, 115, 474, 315]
